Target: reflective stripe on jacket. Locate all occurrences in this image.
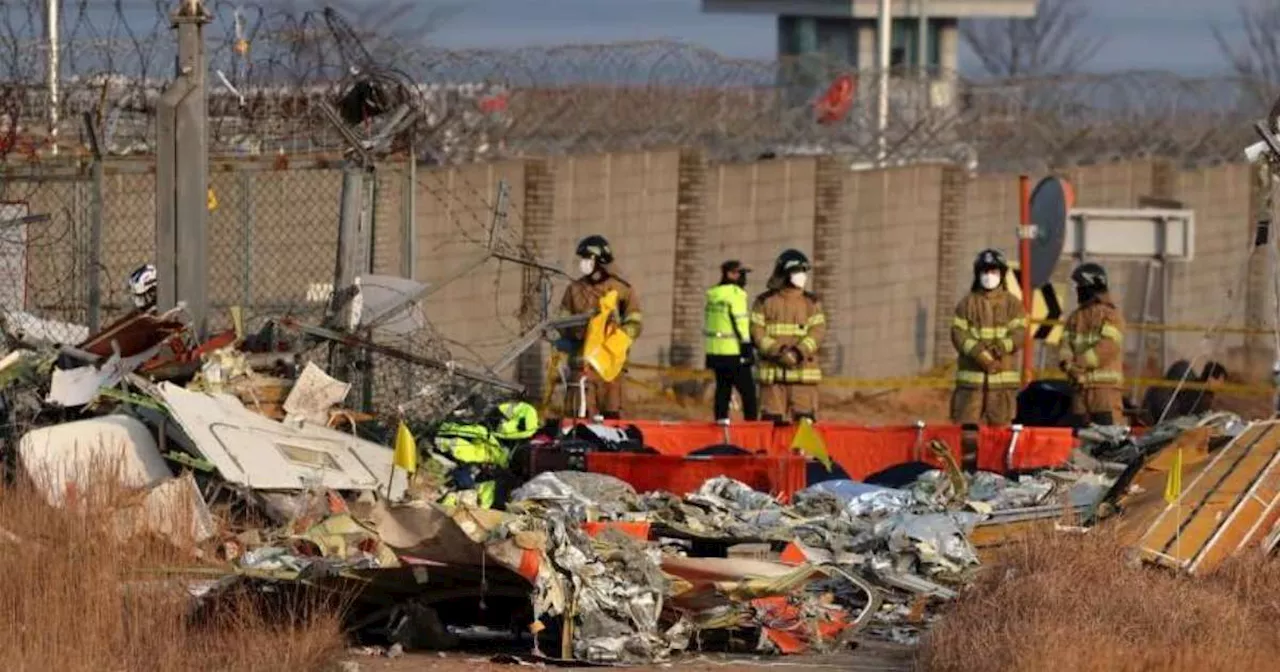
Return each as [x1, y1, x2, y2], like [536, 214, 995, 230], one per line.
[1058, 297, 1125, 388]
[750, 287, 825, 385]
[433, 422, 511, 467]
[950, 289, 1027, 389]
[704, 283, 750, 356]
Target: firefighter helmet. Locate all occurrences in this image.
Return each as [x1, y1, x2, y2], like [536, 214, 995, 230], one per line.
[773, 249, 811, 276]
[1070, 262, 1108, 291]
[973, 248, 1009, 274]
[575, 235, 614, 265]
[127, 263, 158, 309]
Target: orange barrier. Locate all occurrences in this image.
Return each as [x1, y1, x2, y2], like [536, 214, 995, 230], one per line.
[568, 420, 1077, 480]
[585, 452, 807, 501]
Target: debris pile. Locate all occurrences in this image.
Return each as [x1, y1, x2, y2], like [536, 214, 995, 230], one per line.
[2, 297, 1279, 665]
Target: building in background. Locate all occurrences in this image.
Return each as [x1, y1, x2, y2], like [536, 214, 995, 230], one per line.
[702, 0, 1037, 107]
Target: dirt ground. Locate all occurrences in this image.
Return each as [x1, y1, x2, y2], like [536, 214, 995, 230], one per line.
[345, 639, 915, 672]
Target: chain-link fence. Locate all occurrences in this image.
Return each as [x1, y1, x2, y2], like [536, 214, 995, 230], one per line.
[0, 1, 1273, 171]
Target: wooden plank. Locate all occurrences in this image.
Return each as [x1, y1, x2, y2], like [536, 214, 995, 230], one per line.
[1136, 421, 1280, 572]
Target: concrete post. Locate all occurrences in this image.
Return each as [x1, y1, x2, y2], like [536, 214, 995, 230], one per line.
[518, 159, 556, 396]
[155, 1, 210, 338]
[932, 165, 970, 368]
[670, 149, 709, 372]
[812, 156, 847, 375]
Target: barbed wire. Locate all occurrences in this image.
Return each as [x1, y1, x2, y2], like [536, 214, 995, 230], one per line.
[0, 1, 1271, 170]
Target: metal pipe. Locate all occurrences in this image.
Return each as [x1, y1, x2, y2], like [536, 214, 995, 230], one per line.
[917, 0, 929, 74]
[876, 0, 891, 165]
[46, 0, 59, 155]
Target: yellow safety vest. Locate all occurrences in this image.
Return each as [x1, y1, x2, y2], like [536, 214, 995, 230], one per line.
[704, 284, 750, 356]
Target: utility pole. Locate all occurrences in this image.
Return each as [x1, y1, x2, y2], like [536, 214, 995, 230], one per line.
[917, 0, 929, 76]
[156, 0, 211, 338]
[46, 0, 59, 155]
[876, 0, 891, 165]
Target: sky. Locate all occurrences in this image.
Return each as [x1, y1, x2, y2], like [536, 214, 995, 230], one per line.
[410, 0, 1246, 76]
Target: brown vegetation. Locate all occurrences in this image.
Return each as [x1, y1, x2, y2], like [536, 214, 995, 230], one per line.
[918, 527, 1280, 672]
[0, 472, 347, 672]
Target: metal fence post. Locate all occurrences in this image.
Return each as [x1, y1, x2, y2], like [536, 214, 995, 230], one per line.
[87, 158, 104, 331]
[401, 141, 417, 279]
[240, 170, 254, 309]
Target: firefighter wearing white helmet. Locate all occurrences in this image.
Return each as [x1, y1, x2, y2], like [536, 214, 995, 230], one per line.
[950, 248, 1027, 470]
[127, 264, 158, 313]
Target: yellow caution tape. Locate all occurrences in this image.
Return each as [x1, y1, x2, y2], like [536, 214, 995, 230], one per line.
[622, 363, 1274, 397]
[1029, 318, 1279, 336]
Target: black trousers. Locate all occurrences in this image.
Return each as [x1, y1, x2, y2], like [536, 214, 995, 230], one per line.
[712, 364, 759, 421]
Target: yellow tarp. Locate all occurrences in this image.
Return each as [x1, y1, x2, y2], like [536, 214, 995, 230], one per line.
[583, 289, 632, 382]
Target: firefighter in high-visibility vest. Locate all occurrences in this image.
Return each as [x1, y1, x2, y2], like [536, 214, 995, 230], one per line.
[949, 249, 1027, 470]
[433, 400, 540, 509]
[750, 249, 826, 424]
[1059, 262, 1127, 427]
[704, 260, 758, 421]
[557, 235, 643, 419]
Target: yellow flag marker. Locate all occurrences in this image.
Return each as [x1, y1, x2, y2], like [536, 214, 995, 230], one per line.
[791, 418, 832, 472]
[207, 187, 219, 212]
[393, 421, 418, 474]
[1163, 447, 1183, 504]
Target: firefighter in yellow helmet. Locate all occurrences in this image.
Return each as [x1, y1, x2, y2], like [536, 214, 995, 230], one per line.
[1059, 262, 1126, 427]
[950, 248, 1027, 470]
[750, 249, 826, 424]
[704, 260, 759, 421]
[557, 235, 643, 419]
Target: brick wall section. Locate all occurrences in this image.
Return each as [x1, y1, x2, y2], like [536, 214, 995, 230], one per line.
[811, 156, 847, 375]
[933, 165, 969, 368]
[669, 149, 709, 369]
[1160, 165, 1251, 366]
[518, 159, 557, 394]
[702, 159, 817, 297]
[843, 165, 945, 379]
[549, 151, 680, 366]
[413, 160, 527, 366]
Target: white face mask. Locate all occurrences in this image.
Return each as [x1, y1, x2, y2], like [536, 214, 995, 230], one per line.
[578, 258, 596, 276]
[979, 272, 1001, 290]
[789, 272, 807, 289]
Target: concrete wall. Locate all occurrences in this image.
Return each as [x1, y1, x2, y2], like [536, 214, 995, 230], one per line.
[4, 154, 1264, 387]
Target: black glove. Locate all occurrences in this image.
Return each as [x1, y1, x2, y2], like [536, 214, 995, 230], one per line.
[739, 342, 755, 364]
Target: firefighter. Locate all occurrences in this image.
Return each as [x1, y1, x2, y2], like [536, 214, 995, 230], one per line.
[750, 249, 826, 424]
[950, 249, 1027, 471]
[1058, 262, 1127, 427]
[704, 260, 759, 421]
[127, 263, 158, 313]
[557, 235, 643, 419]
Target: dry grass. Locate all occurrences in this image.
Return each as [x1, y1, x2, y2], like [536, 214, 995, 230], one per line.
[0, 467, 348, 672]
[918, 526, 1280, 672]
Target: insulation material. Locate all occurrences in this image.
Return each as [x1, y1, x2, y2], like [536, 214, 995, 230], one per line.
[18, 415, 172, 507]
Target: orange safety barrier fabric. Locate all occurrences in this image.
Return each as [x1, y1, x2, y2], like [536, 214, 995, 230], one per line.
[585, 452, 807, 501]
[567, 420, 1076, 479]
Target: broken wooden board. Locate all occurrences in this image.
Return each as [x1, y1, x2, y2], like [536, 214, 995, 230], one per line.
[1135, 420, 1280, 574]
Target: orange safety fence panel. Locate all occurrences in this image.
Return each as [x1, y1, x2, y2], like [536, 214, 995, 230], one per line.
[978, 426, 1075, 472]
[562, 419, 777, 456]
[585, 452, 807, 502]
